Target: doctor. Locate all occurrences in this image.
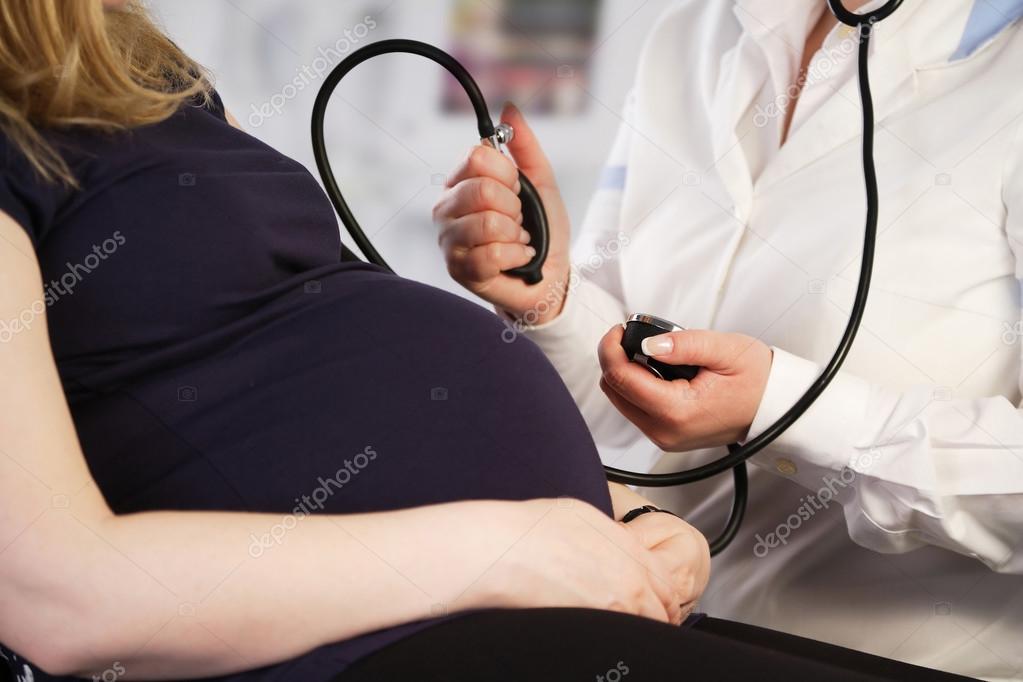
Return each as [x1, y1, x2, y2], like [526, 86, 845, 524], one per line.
[433, 0, 1023, 679]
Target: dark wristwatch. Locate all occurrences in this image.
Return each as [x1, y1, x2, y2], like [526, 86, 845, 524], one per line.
[621, 505, 680, 523]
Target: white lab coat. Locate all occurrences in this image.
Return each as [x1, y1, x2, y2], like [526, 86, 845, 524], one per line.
[522, 0, 1023, 678]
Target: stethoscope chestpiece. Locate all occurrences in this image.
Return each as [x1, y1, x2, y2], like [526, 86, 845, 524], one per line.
[621, 313, 700, 381]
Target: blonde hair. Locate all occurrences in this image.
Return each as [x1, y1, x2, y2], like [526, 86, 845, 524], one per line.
[0, 0, 210, 186]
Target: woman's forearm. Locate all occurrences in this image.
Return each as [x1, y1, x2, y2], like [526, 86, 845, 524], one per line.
[608, 482, 659, 520]
[0, 218, 518, 677]
[16, 496, 528, 679]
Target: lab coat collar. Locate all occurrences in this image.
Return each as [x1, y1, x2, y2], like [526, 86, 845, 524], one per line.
[622, 0, 1018, 241]
[752, 0, 991, 191]
[709, 1, 829, 215]
[732, 0, 823, 41]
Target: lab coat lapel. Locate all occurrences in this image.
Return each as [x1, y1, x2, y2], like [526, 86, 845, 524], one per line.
[756, 51, 918, 192]
[708, 33, 765, 220]
[755, 4, 925, 192]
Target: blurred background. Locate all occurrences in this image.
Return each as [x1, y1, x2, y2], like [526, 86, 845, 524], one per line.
[148, 0, 675, 300]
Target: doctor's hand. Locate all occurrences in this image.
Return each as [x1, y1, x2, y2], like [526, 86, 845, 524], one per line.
[433, 102, 572, 325]
[598, 326, 773, 451]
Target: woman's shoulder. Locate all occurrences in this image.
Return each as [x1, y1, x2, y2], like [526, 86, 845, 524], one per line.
[190, 86, 227, 123]
[0, 127, 69, 246]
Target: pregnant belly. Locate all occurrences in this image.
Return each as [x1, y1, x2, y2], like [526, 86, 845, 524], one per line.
[74, 263, 612, 519]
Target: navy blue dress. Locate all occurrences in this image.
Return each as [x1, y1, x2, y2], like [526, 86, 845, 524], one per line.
[0, 91, 612, 680]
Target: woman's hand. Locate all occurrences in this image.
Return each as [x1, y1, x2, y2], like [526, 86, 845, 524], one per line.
[620, 511, 710, 623]
[597, 325, 773, 451]
[480, 498, 685, 624]
[433, 103, 572, 324]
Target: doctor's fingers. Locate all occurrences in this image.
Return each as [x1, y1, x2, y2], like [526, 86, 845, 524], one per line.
[446, 144, 521, 194]
[599, 377, 667, 439]
[438, 212, 530, 252]
[637, 328, 751, 371]
[433, 177, 523, 224]
[445, 241, 536, 283]
[597, 326, 687, 415]
[600, 376, 704, 452]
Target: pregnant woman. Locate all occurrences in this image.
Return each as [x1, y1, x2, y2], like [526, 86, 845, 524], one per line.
[0, 1, 971, 681]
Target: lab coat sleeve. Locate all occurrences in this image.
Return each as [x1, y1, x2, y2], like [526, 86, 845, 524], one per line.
[519, 93, 642, 448]
[743, 122, 1023, 572]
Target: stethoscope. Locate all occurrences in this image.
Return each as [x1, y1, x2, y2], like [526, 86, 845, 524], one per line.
[312, 0, 905, 555]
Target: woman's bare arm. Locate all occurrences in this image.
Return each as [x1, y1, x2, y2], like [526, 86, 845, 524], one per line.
[0, 212, 675, 678]
[0, 208, 517, 676]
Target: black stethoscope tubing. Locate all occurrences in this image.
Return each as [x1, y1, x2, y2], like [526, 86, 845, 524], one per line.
[311, 0, 904, 554]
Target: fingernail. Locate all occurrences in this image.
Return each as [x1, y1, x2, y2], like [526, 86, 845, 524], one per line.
[518, 229, 531, 244]
[525, 246, 536, 258]
[641, 334, 674, 357]
[516, 213, 524, 225]
[513, 180, 522, 195]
